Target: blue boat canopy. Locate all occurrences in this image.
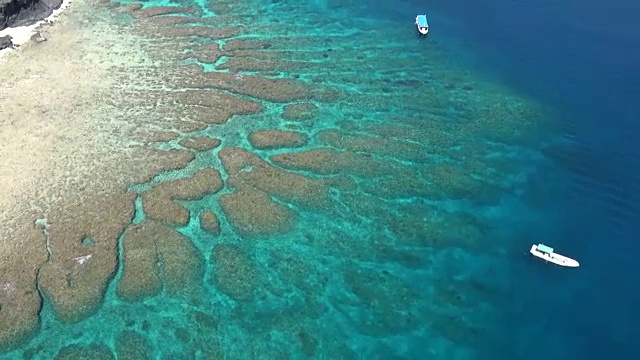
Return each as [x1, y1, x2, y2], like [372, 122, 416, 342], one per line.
[417, 15, 428, 28]
[537, 244, 554, 254]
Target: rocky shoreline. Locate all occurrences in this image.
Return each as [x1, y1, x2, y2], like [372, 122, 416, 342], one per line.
[0, 0, 63, 49]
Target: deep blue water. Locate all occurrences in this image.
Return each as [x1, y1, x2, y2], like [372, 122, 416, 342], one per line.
[402, 0, 640, 358]
[352, 0, 640, 357]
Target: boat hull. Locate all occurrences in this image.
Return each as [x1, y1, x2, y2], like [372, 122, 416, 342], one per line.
[530, 245, 580, 267]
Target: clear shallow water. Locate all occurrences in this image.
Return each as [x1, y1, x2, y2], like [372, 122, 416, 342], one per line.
[2, 0, 637, 359]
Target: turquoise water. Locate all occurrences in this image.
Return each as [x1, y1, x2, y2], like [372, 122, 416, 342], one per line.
[2, 0, 613, 359]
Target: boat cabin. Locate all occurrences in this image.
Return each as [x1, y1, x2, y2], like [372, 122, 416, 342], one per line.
[537, 244, 554, 254]
[416, 15, 429, 35]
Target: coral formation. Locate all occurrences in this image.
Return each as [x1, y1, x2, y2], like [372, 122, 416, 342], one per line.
[199, 210, 220, 235]
[142, 168, 224, 226]
[116, 330, 153, 360]
[55, 343, 114, 360]
[219, 187, 294, 237]
[211, 244, 259, 301]
[281, 103, 319, 121]
[179, 137, 221, 152]
[248, 129, 308, 149]
[117, 221, 205, 301]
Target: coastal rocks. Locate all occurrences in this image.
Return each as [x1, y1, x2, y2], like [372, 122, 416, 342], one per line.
[248, 130, 307, 149]
[117, 221, 205, 301]
[0, 34, 12, 50]
[0, 0, 63, 30]
[29, 31, 45, 43]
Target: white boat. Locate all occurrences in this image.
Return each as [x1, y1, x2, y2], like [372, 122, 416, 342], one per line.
[530, 244, 579, 268]
[416, 15, 429, 35]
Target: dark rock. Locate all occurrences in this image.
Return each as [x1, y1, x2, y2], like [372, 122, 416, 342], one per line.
[0, 34, 12, 50]
[30, 30, 45, 42]
[0, 0, 64, 30]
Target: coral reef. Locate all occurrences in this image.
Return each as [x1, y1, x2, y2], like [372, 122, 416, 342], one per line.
[117, 221, 205, 301]
[116, 330, 153, 360]
[142, 168, 224, 226]
[219, 187, 294, 237]
[38, 191, 135, 323]
[248, 129, 308, 149]
[211, 244, 259, 301]
[0, 0, 556, 356]
[179, 137, 221, 152]
[199, 210, 220, 235]
[281, 103, 319, 121]
[55, 343, 114, 360]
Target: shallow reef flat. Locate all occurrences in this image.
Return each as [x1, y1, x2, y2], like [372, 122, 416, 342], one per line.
[0, 0, 560, 358]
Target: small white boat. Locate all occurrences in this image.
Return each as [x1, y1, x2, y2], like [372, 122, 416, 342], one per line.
[530, 244, 579, 268]
[416, 15, 429, 35]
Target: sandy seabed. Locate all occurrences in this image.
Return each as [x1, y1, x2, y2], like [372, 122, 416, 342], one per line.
[1, 0, 125, 231]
